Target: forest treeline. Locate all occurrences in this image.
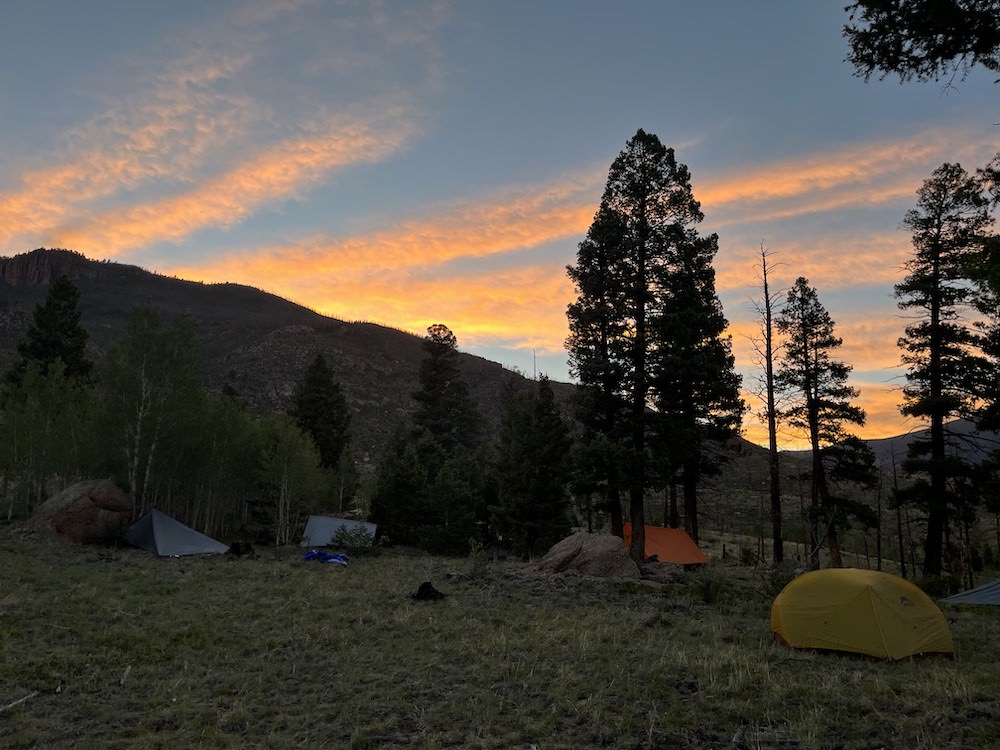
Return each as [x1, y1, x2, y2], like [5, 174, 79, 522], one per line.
[2, 127, 1000, 584]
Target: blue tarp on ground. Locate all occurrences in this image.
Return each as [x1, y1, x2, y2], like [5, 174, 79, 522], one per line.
[940, 579, 1000, 605]
[302, 549, 349, 566]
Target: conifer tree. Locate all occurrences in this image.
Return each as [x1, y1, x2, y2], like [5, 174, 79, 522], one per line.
[776, 278, 872, 568]
[492, 377, 572, 558]
[896, 161, 994, 575]
[844, 0, 1000, 83]
[567, 128, 739, 556]
[2, 275, 96, 508]
[7, 275, 92, 386]
[289, 353, 352, 470]
[370, 324, 483, 554]
[412, 323, 481, 451]
[650, 219, 744, 544]
[566, 207, 630, 536]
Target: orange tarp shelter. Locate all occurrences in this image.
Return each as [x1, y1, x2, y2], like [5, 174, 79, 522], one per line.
[622, 523, 708, 565]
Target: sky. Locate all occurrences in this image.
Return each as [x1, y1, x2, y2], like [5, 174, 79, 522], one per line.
[0, 1, 997, 448]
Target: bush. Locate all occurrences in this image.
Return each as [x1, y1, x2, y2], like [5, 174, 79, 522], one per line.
[468, 538, 489, 579]
[332, 524, 375, 550]
[692, 572, 727, 605]
[758, 561, 799, 599]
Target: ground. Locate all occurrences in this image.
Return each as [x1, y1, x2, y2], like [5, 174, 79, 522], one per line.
[2, 526, 999, 749]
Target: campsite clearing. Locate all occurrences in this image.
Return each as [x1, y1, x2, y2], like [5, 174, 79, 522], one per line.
[3, 527, 1000, 749]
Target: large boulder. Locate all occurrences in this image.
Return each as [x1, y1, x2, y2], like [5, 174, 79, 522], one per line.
[30, 479, 132, 544]
[537, 532, 640, 579]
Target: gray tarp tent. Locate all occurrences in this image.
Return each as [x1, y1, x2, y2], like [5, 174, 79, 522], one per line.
[940, 579, 1000, 606]
[126, 508, 228, 556]
[300, 515, 376, 547]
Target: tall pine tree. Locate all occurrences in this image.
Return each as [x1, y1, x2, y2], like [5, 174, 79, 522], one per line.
[650, 219, 743, 544]
[896, 162, 993, 575]
[2, 275, 96, 509]
[775, 278, 872, 568]
[566, 207, 630, 536]
[567, 128, 739, 557]
[289, 353, 351, 469]
[370, 324, 484, 554]
[412, 323, 481, 451]
[7, 275, 92, 386]
[491, 376, 572, 559]
[288, 353, 356, 511]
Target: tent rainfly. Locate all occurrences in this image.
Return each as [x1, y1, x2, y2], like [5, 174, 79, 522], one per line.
[622, 523, 708, 565]
[300, 515, 377, 548]
[771, 568, 954, 660]
[126, 508, 229, 557]
[940, 579, 1000, 606]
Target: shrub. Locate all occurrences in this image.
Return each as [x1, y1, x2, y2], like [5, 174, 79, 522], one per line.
[692, 572, 727, 605]
[332, 524, 375, 550]
[468, 538, 489, 579]
[758, 561, 799, 599]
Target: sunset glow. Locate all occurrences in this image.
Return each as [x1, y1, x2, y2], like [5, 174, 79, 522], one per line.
[2, 1, 997, 447]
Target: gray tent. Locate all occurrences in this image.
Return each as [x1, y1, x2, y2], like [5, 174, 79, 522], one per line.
[126, 508, 228, 556]
[300, 515, 376, 547]
[940, 579, 1000, 606]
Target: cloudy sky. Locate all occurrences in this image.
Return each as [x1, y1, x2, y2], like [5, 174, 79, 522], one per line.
[1, 1, 997, 447]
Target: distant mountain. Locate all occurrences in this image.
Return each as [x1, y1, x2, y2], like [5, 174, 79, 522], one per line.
[863, 419, 1000, 467]
[782, 419, 1000, 468]
[0, 248, 560, 463]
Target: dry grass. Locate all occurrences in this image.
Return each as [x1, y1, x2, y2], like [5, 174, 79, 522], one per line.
[2, 527, 1000, 749]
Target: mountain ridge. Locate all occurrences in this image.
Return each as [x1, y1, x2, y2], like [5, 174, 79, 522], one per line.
[0, 248, 548, 462]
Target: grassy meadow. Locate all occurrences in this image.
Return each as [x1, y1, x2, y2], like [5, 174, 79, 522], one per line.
[3, 527, 1000, 750]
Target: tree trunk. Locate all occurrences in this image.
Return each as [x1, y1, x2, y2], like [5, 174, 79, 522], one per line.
[606, 484, 623, 538]
[629, 487, 645, 563]
[826, 526, 843, 568]
[682, 460, 700, 543]
[760, 247, 783, 564]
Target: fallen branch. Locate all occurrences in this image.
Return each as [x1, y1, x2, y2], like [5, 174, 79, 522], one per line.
[120, 665, 132, 687]
[0, 691, 39, 713]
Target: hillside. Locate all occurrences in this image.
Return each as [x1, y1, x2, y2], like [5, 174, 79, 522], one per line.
[0, 248, 555, 462]
[781, 418, 1000, 470]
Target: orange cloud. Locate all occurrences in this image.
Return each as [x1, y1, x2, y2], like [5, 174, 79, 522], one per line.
[715, 232, 912, 295]
[741, 379, 913, 450]
[0, 47, 259, 250]
[697, 126, 995, 214]
[162, 170, 603, 285]
[51, 111, 418, 256]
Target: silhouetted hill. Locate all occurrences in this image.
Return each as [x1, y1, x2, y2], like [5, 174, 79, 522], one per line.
[0, 248, 558, 463]
[781, 419, 1000, 468]
[863, 419, 1000, 467]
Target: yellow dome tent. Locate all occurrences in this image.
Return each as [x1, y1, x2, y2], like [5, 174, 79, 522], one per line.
[771, 569, 954, 660]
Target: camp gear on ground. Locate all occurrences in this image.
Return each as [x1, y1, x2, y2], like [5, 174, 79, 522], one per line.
[771, 568, 954, 660]
[126, 508, 228, 557]
[300, 515, 376, 547]
[302, 549, 349, 565]
[622, 523, 708, 565]
[940, 579, 1000, 606]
